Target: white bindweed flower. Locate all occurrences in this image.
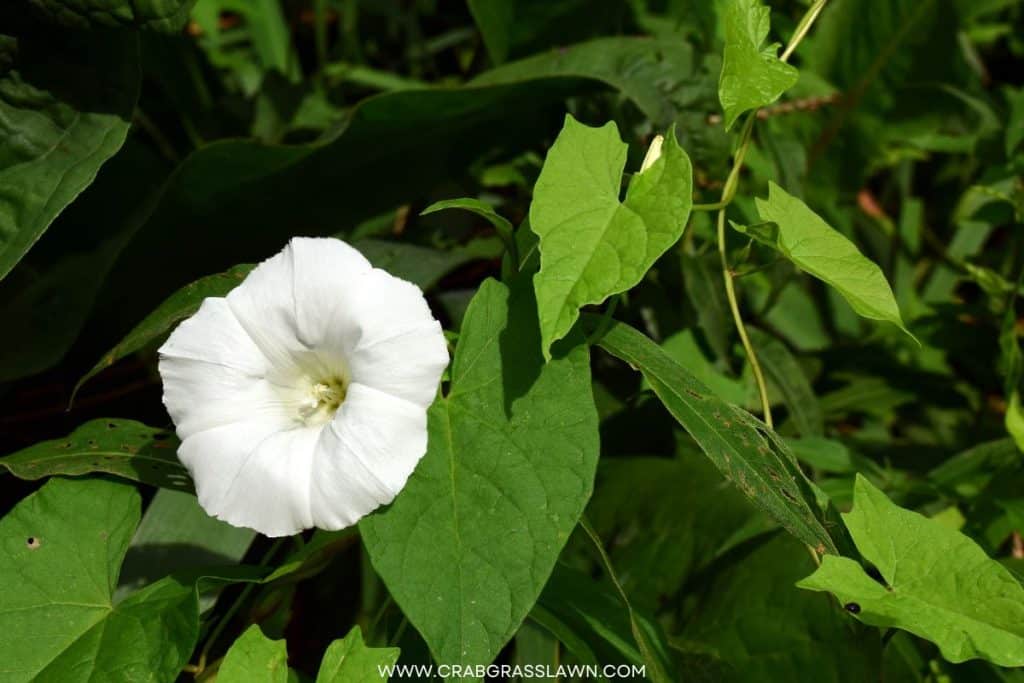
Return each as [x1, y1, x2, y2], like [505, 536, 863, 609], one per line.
[158, 237, 449, 537]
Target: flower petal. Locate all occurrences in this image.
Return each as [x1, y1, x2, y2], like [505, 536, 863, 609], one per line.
[345, 269, 450, 408]
[289, 236, 372, 356]
[309, 383, 429, 529]
[179, 423, 319, 537]
[159, 356, 299, 438]
[159, 297, 268, 375]
[159, 298, 294, 439]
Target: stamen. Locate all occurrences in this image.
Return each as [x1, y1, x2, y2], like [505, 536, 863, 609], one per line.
[297, 376, 347, 425]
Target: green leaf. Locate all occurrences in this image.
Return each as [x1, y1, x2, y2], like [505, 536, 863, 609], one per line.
[421, 198, 514, 242]
[0, 18, 139, 282]
[0, 419, 190, 492]
[734, 182, 914, 340]
[798, 475, 1024, 666]
[531, 116, 693, 358]
[681, 533, 881, 682]
[219, 625, 290, 683]
[591, 317, 839, 554]
[361, 277, 600, 671]
[316, 627, 400, 683]
[0, 477, 266, 682]
[717, 0, 798, 129]
[74, 264, 255, 398]
[420, 199, 517, 271]
[25, 0, 196, 31]
[0, 138, 167, 383]
[473, 37, 698, 126]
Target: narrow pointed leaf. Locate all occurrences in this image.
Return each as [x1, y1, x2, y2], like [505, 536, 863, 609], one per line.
[718, 0, 798, 129]
[798, 475, 1024, 667]
[733, 182, 914, 340]
[531, 115, 693, 358]
[591, 317, 838, 554]
[361, 277, 600, 671]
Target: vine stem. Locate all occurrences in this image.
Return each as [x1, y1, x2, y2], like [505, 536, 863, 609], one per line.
[718, 208, 774, 427]
[699, 0, 829, 428]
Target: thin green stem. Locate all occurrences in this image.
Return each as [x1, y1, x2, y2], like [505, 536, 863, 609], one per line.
[717, 208, 773, 428]
[780, 0, 827, 63]
[708, 0, 830, 428]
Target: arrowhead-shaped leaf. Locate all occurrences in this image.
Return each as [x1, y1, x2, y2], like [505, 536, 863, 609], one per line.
[733, 182, 914, 340]
[718, 0, 798, 129]
[361, 277, 600, 671]
[531, 115, 693, 359]
[798, 475, 1024, 667]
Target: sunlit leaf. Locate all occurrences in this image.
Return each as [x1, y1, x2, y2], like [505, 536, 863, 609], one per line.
[532, 115, 693, 358]
[717, 0, 798, 129]
[798, 475, 1024, 666]
[732, 182, 914, 340]
[218, 625, 290, 683]
[316, 627, 400, 683]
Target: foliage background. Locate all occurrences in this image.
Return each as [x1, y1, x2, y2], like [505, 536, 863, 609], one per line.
[1, 0, 1023, 680]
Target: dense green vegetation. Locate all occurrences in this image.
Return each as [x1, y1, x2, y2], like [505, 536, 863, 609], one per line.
[1, 0, 1023, 680]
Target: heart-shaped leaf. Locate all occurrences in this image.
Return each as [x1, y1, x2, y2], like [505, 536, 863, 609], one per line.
[361, 276, 600, 672]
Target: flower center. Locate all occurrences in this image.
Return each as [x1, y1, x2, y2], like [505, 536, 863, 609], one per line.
[297, 375, 347, 426]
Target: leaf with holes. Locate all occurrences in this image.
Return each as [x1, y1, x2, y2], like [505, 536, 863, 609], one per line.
[0, 419, 190, 492]
[590, 316, 838, 554]
[798, 475, 1024, 667]
[717, 0, 798, 129]
[0, 477, 267, 682]
[360, 276, 600, 672]
[531, 115, 693, 359]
